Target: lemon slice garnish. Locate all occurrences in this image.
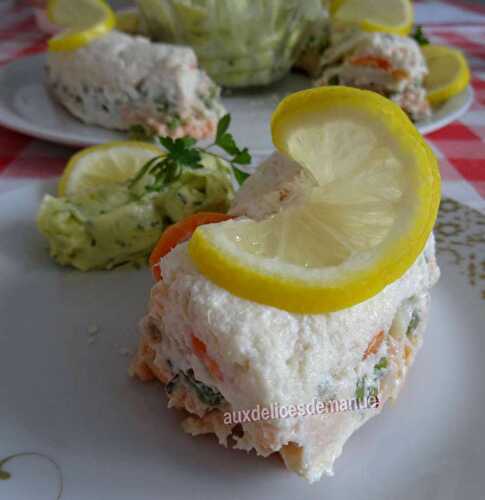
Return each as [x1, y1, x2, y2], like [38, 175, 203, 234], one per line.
[47, 0, 115, 52]
[422, 44, 471, 106]
[332, 0, 414, 36]
[189, 87, 440, 313]
[58, 141, 162, 197]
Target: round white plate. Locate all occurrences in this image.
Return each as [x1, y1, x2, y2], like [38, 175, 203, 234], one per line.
[0, 182, 484, 499]
[0, 54, 474, 152]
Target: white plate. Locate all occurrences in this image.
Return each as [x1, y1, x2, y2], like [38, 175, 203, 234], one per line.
[0, 182, 484, 499]
[0, 54, 474, 151]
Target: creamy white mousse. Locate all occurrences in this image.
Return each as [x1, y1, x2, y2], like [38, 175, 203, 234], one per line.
[46, 31, 225, 139]
[131, 154, 440, 482]
[315, 29, 431, 121]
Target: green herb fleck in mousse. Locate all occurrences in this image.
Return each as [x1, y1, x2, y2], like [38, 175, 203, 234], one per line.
[355, 357, 389, 401]
[166, 370, 225, 407]
[374, 357, 388, 373]
[355, 376, 367, 401]
[37, 114, 251, 272]
[406, 310, 420, 338]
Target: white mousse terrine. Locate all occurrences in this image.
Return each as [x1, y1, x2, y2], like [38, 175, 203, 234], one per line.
[131, 153, 440, 482]
[46, 31, 225, 139]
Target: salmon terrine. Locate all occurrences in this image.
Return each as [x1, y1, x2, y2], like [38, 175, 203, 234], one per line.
[130, 153, 440, 482]
[46, 30, 225, 139]
[314, 29, 431, 121]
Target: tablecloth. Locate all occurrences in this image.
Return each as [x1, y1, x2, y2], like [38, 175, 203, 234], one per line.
[0, 0, 484, 213]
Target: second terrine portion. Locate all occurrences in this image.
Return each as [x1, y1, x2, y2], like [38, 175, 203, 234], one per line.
[314, 29, 431, 121]
[46, 31, 225, 139]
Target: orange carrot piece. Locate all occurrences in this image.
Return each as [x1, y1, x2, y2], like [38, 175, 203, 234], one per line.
[351, 55, 392, 72]
[363, 330, 385, 359]
[149, 212, 233, 281]
[391, 68, 408, 80]
[205, 358, 224, 382]
[191, 334, 207, 356]
[191, 335, 223, 382]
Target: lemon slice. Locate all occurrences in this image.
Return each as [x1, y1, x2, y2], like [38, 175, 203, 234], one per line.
[332, 0, 413, 36]
[189, 87, 440, 314]
[47, 0, 115, 52]
[58, 141, 162, 197]
[422, 44, 470, 106]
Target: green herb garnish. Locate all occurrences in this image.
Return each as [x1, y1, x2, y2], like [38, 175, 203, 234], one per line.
[185, 369, 225, 406]
[212, 113, 251, 183]
[166, 370, 225, 407]
[128, 136, 204, 193]
[356, 376, 366, 401]
[165, 373, 179, 395]
[356, 358, 388, 401]
[406, 310, 420, 338]
[129, 114, 251, 192]
[374, 357, 388, 373]
[368, 386, 379, 399]
[356, 376, 380, 401]
[412, 25, 429, 46]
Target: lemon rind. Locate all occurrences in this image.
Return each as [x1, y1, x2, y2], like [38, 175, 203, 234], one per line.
[332, 0, 413, 36]
[189, 88, 440, 314]
[47, 0, 116, 52]
[423, 45, 471, 106]
[58, 141, 162, 196]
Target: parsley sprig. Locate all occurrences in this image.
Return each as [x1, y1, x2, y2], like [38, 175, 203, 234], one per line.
[128, 114, 251, 192]
[210, 114, 251, 184]
[411, 25, 429, 46]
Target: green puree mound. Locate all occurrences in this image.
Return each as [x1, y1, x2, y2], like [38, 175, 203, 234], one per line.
[37, 153, 234, 271]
